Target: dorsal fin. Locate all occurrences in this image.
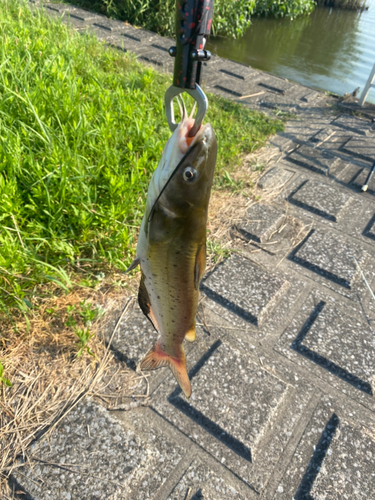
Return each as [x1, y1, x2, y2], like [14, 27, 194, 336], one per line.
[138, 272, 159, 333]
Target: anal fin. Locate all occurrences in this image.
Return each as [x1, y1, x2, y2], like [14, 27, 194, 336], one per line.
[185, 323, 196, 342]
[140, 342, 191, 398]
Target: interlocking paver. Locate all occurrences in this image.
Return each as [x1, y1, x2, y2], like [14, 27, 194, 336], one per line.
[258, 165, 295, 189]
[275, 289, 375, 408]
[342, 136, 375, 163]
[151, 336, 314, 491]
[167, 459, 246, 500]
[201, 254, 290, 327]
[363, 213, 375, 240]
[238, 203, 286, 243]
[290, 229, 368, 290]
[273, 398, 375, 499]
[288, 179, 352, 222]
[286, 144, 341, 176]
[11, 400, 184, 500]
[331, 114, 374, 136]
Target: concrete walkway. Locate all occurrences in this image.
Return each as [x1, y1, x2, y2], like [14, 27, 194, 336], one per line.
[12, 2, 375, 499]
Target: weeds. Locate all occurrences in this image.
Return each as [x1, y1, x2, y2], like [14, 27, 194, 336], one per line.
[74, 327, 95, 357]
[206, 238, 232, 264]
[64, 300, 103, 356]
[0, 361, 12, 387]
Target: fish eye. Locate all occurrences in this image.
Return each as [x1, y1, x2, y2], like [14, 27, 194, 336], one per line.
[183, 166, 198, 183]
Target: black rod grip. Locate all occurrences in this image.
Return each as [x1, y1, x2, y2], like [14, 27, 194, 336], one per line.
[173, 0, 215, 89]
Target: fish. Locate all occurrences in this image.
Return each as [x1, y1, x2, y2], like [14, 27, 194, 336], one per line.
[128, 110, 217, 398]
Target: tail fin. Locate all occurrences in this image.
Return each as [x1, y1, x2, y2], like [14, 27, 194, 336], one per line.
[140, 342, 191, 398]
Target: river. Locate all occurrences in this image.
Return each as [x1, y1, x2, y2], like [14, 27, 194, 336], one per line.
[207, 1, 375, 102]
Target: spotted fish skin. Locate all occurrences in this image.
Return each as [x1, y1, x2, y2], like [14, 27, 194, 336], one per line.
[131, 119, 217, 397]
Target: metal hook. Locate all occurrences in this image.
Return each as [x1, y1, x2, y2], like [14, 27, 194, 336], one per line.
[164, 84, 208, 137]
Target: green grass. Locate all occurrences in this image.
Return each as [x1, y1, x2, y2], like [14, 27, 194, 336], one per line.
[0, 0, 283, 317]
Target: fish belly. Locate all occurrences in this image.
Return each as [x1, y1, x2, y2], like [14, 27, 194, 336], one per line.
[145, 238, 199, 357]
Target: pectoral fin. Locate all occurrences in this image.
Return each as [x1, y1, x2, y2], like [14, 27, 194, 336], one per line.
[126, 258, 140, 273]
[194, 244, 206, 290]
[138, 272, 159, 333]
[140, 342, 191, 398]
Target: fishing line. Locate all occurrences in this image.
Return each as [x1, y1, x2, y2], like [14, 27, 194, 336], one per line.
[148, 142, 199, 223]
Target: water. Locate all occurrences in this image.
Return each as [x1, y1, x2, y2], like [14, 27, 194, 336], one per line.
[207, 2, 375, 102]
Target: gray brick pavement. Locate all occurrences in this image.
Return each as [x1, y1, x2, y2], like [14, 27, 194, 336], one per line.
[13, 2, 375, 498]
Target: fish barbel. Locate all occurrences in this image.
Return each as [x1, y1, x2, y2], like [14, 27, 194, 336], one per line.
[128, 113, 217, 398]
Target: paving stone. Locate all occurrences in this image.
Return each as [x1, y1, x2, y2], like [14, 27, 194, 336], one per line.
[282, 118, 333, 144]
[104, 302, 158, 369]
[11, 400, 183, 500]
[300, 90, 320, 103]
[151, 339, 305, 490]
[215, 60, 261, 81]
[309, 422, 375, 499]
[167, 459, 245, 500]
[121, 27, 159, 43]
[275, 289, 375, 403]
[237, 203, 285, 243]
[201, 254, 290, 327]
[309, 127, 353, 154]
[201, 264, 306, 347]
[288, 179, 352, 222]
[60, 13, 92, 31]
[331, 114, 373, 136]
[151, 332, 315, 491]
[44, 3, 79, 14]
[92, 17, 132, 32]
[136, 46, 174, 71]
[211, 77, 261, 99]
[267, 135, 295, 152]
[273, 398, 375, 499]
[174, 342, 288, 460]
[45, 5, 102, 22]
[124, 416, 186, 500]
[150, 37, 175, 53]
[258, 165, 295, 190]
[309, 127, 335, 144]
[341, 136, 375, 163]
[363, 213, 375, 241]
[257, 77, 296, 95]
[98, 31, 146, 54]
[286, 144, 341, 176]
[335, 162, 363, 185]
[290, 229, 368, 289]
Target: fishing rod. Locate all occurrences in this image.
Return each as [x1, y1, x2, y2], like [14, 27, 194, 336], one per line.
[165, 0, 215, 137]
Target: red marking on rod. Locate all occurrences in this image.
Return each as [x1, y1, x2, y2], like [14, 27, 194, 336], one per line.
[207, 19, 212, 30]
[189, 22, 196, 29]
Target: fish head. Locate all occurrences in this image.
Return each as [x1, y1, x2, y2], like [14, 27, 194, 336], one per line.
[146, 116, 217, 220]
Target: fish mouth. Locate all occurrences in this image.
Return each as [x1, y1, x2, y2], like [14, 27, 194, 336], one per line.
[178, 117, 211, 154]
